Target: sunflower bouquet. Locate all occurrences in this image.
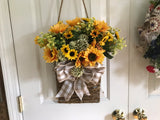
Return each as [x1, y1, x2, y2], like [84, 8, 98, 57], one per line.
[35, 17, 126, 103]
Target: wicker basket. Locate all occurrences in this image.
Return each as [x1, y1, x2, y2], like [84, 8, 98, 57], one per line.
[56, 79, 101, 103]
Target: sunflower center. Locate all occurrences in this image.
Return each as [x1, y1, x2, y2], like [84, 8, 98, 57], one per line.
[64, 48, 68, 53]
[50, 51, 53, 57]
[93, 32, 97, 35]
[70, 52, 75, 57]
[88, 53, 97, 61]
[67, 34, 71, 37]
[79, 57, 84, 61]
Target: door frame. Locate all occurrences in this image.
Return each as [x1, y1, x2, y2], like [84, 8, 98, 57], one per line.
[0, 0, 23, 120]
[0, 0, 130, 120]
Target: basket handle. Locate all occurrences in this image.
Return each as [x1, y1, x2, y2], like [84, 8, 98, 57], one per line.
[57, 0, 89, 22]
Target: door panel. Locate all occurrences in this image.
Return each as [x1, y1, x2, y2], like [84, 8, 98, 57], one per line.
[8, 0, 129, 120]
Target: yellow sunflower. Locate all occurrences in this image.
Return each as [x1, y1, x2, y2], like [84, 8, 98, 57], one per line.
[94, 20, 110, 32]
[100, 32, 113, 45]
[49, 22, 68, 33]
[82, 18, 90, 22]
[66, 17, 81, 26]
[99, 35, 109, 46]
[99, 41, 105, 46]
[64, 31, 73, 39]
[75, 51, 84, 67]
[108, 33, 113, 42]
[102, 36, 109, 43]
[67, 49, 78, 60]
[61, 44, 70, 57]
[43, 47, 58, 63]
[90, 30, 99, 38]
[34, 36, 39, 45]
[115, 31, 120, 39]
[83, 47, 105, 66]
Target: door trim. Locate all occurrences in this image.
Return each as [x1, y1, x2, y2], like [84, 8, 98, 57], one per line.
[0, 0, 23, 120]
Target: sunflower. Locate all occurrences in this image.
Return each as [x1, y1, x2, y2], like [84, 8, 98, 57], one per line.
[75, 51, 84, 67]
[90, 30, 99, 38]
[99, 35, 109, 46]
[64, 31, 73, 39]
[34, 36, 39, 45]
[83, 47, 105, 66]
[94, 20, 110, 32]
[102, 32, 113, 42]
[82, 18, 90, 22]
[99, 41, 105, 46]
[66, 17, 81, 26]
[102, 36, 109, 43]
[108, 33, 114, 42]
[115, 31, 120, 39]
[49, 22, 68, 33]
[43, 47, 58, 63]
[67, 49, 78, 60]
[61, 44, 70, 57]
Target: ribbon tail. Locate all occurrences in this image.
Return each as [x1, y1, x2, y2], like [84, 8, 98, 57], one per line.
[74, 79, 90, 101]
[56, 81, 74, 101]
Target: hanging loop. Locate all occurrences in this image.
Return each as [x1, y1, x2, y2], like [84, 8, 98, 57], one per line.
[57, 0, 89, 22]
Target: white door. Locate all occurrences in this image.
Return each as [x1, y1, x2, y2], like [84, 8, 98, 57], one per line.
[5, 0, 160, 120]
[129, 1, 160, 120]
[1, 0, 129, 120]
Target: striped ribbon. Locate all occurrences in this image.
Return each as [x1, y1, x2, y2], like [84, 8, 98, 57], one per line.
[55, 62, 105, 101]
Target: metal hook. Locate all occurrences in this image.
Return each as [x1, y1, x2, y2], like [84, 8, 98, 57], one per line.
[133, 108, 147, 120]
[112, 109, 125, 120]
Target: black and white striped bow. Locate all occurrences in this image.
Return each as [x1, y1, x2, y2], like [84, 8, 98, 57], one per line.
[55, 62, 105, 101]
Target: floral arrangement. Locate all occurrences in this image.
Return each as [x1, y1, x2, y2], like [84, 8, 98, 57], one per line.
[34, 17, 126, 101]
[144, 35, 160, 72]
[138, 0, 160, 77]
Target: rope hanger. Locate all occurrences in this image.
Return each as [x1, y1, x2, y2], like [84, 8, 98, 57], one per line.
[57, 0, 89, 22]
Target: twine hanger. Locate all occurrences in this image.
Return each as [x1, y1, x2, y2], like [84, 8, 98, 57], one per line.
[57, 0, 89, 22]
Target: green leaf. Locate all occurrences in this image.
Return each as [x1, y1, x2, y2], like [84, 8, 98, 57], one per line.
[104, 52, 113, 59]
